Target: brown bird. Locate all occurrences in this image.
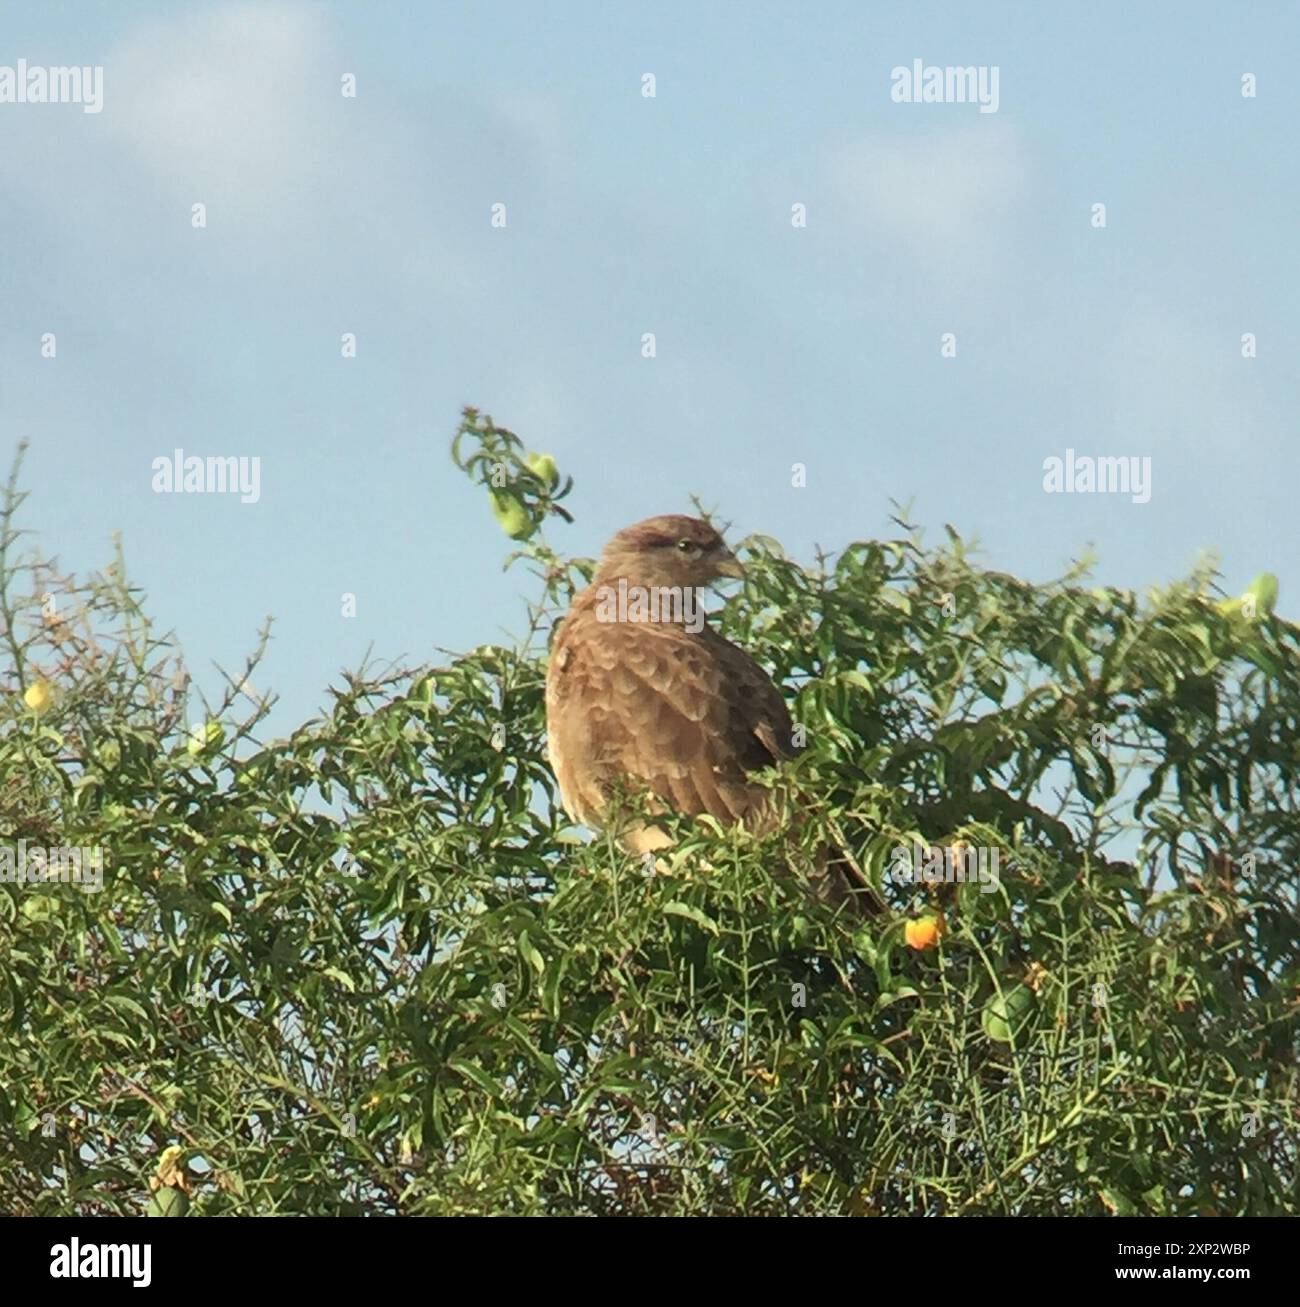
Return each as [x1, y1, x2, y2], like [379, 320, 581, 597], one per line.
[545, 515, 795, 857]
[545, 515, 876, 919]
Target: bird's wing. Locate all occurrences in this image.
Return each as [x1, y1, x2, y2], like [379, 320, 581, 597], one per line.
[546, 604, 794, 829]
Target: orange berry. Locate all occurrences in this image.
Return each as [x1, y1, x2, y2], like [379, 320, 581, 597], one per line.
[905, 913, 946, 950]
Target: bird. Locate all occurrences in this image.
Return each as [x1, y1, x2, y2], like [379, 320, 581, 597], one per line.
[544, 514, 872, 910]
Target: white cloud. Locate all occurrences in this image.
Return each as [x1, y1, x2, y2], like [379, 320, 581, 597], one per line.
[103, 3, 328, 213]
[827, 123, 1029, 266]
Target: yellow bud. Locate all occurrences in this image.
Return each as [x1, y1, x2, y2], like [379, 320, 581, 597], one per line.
[489, 490, 535, 540]
[526, 452, 559, 489]
[186, 720, 225, 755]
[23, 681, 53, 713]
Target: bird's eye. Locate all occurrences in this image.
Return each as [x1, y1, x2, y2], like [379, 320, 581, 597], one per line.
[676, 539, 697, 552]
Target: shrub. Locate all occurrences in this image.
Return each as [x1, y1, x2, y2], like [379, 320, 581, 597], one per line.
[1, 417, 1296, 1215]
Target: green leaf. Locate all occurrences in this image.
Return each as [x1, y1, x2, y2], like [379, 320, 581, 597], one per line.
[102, 994, 151, 1024]
[321, 967, 356, 993]
[447, 1058, 507, 1099]
[541, 954, 568, 1020]
[517, 932, 545, 976]
[662, 902, 719, 935]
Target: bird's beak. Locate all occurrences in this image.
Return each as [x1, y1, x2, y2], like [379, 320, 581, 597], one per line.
[714, 551, 745, 580]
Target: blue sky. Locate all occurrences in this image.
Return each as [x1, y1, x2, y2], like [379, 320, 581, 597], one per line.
[2, 1, 1296, 736]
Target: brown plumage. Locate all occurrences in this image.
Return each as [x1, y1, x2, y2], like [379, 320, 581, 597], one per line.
[545, 515, 880, 917]
[544, 515, 796, 856]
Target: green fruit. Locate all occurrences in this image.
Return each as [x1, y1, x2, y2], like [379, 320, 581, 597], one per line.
[146, 1186, 190, 1217]
[1217, 572, 1279, 623]
[186, 720, 225, 756]
[982, 983, 1035, 1044]
[21, 897, 60, 924]
[1246, 572, 1279, 616]
[489, 490, 535, 540]
[97, 739, 122, 771]
[526, 452, 559, 489]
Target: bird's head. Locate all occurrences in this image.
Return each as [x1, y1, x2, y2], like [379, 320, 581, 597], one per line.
[593, 515, 744, 589]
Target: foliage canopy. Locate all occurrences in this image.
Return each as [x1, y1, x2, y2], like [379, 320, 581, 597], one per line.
[2, 418, 1297, 1215]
